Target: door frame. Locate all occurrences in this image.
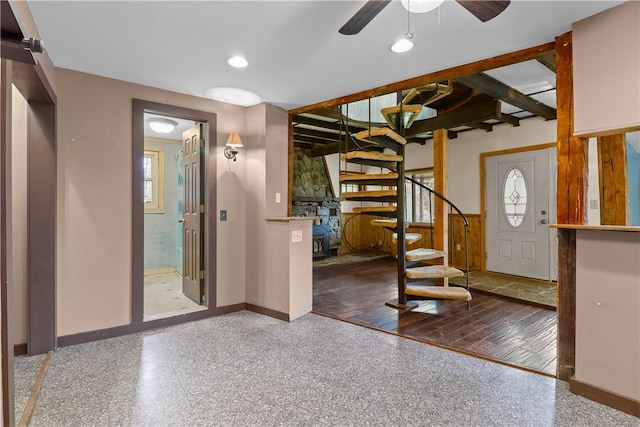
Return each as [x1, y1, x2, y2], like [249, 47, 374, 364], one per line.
[480, 142, 557, 273]
[132, 100, 217, 324]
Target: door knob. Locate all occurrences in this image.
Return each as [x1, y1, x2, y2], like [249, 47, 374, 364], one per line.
[540, 219, 548, 224]
[178, 218, 185, 223]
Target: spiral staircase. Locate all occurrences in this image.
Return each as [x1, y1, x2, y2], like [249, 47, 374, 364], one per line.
[339, 126, 472, 310]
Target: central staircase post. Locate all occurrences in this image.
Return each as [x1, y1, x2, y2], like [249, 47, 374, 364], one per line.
[396, 143, 407, 305]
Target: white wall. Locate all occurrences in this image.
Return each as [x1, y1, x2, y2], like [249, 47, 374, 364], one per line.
[11, 85, 28, 345]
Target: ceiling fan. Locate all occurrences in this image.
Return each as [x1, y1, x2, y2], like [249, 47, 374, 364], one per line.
[339, 0, 511, 35]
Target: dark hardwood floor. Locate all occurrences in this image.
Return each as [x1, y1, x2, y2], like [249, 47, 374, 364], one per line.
[313, 257, 557, 376]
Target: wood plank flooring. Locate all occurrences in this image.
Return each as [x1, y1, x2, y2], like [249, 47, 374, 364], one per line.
[313, 257, 557, 376]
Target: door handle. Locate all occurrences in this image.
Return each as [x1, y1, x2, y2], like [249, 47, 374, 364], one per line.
[540, 219, 548, 224]
[178, 218, 185, 223]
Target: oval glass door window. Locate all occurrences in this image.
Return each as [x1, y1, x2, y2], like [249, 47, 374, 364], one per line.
[503, 167, 528, 227]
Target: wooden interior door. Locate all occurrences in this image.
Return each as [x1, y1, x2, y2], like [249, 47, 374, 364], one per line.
[182, 124, 204, 304]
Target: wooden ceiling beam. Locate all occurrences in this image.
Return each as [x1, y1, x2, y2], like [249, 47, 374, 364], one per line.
[406, 98, 500, 136]
[292, 115, 342, 131]
[309, 140, 381, 157]
[290, 41, 555, 115]
[293, 126, 343, 141]
[497, 113, 520, 127]
[456, 73, 557, 120]
[537, 53, 556, 73]
[293, 134, 332, 146]
[468, 121, 493, 132]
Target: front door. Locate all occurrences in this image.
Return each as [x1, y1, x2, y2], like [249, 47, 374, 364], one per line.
[485, 148, 557, 281]
[182, 124, 204, 304]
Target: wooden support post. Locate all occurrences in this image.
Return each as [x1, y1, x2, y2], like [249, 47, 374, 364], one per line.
[597, 134, 628, 225]
[556, 32, 588, 381]
[433, 128, 448, 285]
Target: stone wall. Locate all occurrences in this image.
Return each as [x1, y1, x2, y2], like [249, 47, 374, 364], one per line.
[292, 149, 333, 198]
[292, 150, 342, 250]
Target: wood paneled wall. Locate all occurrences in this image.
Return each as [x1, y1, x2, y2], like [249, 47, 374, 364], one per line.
[340, 213, 482, 271]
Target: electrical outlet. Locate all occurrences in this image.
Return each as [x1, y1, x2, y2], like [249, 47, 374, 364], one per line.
[276, 192, 281, 204]
[456, 243, 461, 251]
[589, 199, 599, 209]
[292, 230, 303, 243]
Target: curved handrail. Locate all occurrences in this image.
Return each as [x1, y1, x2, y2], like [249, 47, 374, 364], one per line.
[404, 176, 469, 227]
[404, 176, 470, 304]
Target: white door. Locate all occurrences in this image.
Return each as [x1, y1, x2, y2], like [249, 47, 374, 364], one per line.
[485, 148, 557, 281]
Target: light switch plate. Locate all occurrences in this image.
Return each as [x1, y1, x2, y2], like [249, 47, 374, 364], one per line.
[292, 230, 302, 243]
[276, 192, 281, 204]
[220, 210, 227, 221]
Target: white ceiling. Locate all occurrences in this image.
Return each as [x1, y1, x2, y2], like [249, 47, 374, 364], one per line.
[27, 1, 624, 110]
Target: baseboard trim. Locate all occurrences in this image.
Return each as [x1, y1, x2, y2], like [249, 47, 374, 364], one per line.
[144, 267, 177, 276]
[14, 343, 27, 356]
[245, 304, 290, 322]
[570, 377, 640, 417]
[58, 303, 246, 348]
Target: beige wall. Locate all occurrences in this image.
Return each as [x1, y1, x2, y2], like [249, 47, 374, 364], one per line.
[245, 103, 293, 313]
[11, 85, 28, 345]
[573, 1, 640, 137]
[403, 117, 558, 214]
[55, 68, 247, 336]
[574, 229, 640, 401]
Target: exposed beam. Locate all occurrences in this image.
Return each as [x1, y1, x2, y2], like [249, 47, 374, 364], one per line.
[537, 53, 556, 73]
[293, 126, 342, 141]
[309, 140, 381, 157]
[456, 73, 557, 120]
[290, 41, 556, 115]
[497, 113, 520, 127]
[309, 108, 375, 131]
[292, 115, 342, 131]
[406, 98, 500, 137]
[293, 134, 333, 146]
[468, 121, 493, 132]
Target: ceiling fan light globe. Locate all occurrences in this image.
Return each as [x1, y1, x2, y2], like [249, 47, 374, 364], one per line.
[401, 0, 445, 13]
[391, 37, 414, 53]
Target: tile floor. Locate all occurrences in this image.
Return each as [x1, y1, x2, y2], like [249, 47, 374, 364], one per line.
[24, 311, 637, 426]
[451, 271, 557, 308]
[144, 272, 206, 321]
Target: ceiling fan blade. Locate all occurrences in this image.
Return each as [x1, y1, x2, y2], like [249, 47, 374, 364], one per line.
[456, 0, 511, 22]
[339, 0, 392, 35]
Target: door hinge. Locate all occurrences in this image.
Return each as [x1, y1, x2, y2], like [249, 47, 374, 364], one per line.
[485, 252, 487, 259]
[200, 137, 205, 147]
[200, 270, 205, 280]
[200, 204, 205, 213]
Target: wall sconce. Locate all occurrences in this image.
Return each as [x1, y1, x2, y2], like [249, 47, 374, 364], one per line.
[224, 132, 243, 161]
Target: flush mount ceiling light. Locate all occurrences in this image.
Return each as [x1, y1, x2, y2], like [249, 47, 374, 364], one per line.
[205, 87, 262, 107]
[147, 117, 178, 134]
[227, 56, 248, 68]
[401, 0, 445, 13]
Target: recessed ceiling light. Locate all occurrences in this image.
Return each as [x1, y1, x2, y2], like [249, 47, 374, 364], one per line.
[228, 56, 248, 68]
[391, 33, 414, 53]
[205, 87, 262, 107]
[147, 118, 178, 134]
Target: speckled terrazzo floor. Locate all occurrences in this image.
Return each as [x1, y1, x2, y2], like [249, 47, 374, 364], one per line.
[28, 311, 636, 426]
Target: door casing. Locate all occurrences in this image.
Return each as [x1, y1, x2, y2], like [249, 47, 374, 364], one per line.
[132, 100, 217, 324]
[480, 143, 558, 277]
